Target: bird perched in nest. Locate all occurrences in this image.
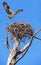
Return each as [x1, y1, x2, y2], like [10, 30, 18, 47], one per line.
[3, 1, 23, 19]
[6, 22, 34, 41]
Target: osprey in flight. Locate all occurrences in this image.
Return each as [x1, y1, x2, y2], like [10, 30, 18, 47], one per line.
[3, 1, 23, 19]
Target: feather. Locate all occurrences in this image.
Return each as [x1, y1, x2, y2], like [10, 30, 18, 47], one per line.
[15, 9, 23, 15]
[3, 1, 12, 14]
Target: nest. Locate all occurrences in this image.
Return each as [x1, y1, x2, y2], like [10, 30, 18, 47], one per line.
[6, 22, 34, 41]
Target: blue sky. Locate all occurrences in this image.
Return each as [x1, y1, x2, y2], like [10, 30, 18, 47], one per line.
[0, 0, 41, 65]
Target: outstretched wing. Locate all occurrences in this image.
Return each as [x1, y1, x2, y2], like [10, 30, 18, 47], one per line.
[3, 1, 13, 14]
[8, 9, 23, 19]
[15, 9, 23, 15]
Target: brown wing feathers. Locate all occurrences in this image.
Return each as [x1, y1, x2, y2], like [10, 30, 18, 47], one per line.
[15, 9, 23, 14]
[3, 1, 23, 19]
[3, 2, 12, 14]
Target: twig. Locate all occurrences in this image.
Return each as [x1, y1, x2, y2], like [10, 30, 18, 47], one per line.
[34, 28, 41, 35]
[5, 34, 12, 52]
[34, 36, 41, 40]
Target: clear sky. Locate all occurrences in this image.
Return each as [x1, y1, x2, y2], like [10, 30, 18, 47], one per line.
[0, 0, 41, 65]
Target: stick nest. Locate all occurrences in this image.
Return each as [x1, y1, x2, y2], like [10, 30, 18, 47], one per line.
[6, 22, 34, 41]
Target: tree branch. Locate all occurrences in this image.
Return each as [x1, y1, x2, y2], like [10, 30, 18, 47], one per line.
[6, 28, 41, 65]
[34, 28, 41, 35]
[15, 29, 41, 63]
[34, 36, 41, 40]
[15, 37, 33, 63]
[19, 37, 33, 53]
[5, 34, 12, 52]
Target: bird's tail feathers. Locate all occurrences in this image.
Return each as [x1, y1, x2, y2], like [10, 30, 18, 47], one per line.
[8, 12, 14, 19]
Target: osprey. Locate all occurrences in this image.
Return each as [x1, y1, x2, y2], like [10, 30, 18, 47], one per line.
[3, 1, 23, 19]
